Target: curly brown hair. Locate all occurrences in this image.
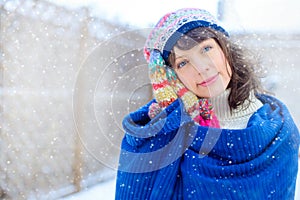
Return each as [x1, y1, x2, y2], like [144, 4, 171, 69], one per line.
[168, 27, 265, 112]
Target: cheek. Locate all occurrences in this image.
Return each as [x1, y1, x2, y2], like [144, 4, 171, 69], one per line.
[223, 62, 232, 87]
[216, 51, 231, 76]
[176, 72, 190, 86]
[175, 71, 196, 89]
[225, 61, 232, 78]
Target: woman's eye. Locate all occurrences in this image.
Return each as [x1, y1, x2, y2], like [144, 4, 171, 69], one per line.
[177, 60, 188, 68]
[202, 46, 212, 53]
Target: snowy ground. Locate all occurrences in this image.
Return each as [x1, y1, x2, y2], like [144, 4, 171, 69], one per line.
[59, 176, 116, 200]
[61, 160, 300, 200]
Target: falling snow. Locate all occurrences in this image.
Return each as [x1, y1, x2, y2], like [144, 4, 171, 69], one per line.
[0, 0, 300, 199]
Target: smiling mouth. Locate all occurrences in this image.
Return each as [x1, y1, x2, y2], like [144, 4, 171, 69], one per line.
[198, 74, 219, 87]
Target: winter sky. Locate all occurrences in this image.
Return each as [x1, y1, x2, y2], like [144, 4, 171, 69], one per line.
[46, 0, 218, 27]
[47, 0, 300, 33]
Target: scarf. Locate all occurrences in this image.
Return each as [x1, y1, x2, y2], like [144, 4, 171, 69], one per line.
[116, 94, 300, 200]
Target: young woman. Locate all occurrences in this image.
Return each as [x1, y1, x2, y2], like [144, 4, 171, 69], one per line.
[115, 8, 299, 199]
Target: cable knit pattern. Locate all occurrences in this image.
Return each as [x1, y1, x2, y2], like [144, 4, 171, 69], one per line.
[116, 94, 300, 200]
[210, 89, 263, 129]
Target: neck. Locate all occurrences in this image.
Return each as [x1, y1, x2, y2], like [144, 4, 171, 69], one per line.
[210, 89, 263, 129]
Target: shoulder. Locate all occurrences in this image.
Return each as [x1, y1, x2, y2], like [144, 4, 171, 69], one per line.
[254, 93, 297, 126]
[256, 94, 288, 110]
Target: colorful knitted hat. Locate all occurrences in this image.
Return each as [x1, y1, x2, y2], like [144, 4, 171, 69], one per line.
[145, 8, 229, 128]
[144, 8, 229, 63]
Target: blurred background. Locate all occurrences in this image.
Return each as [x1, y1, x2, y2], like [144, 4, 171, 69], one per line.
[0, 0, 299, 199]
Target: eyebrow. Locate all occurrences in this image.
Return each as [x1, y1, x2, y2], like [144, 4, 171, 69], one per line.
[173, 38, 215, 61]
[175, 55, 185, 60]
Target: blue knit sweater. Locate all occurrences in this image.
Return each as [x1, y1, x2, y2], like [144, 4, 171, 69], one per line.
[115, 95, 300, 200]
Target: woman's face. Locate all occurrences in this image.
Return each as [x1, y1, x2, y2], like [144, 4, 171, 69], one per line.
[173, 38, 232, 98]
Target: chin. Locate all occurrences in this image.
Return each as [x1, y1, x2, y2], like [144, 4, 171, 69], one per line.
[195, 87, 225, 98]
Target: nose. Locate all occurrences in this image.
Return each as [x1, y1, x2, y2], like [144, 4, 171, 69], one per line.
[190, 57, 210, 74]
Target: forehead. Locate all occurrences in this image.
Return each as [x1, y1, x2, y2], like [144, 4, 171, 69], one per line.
[173, 38, 216, 56]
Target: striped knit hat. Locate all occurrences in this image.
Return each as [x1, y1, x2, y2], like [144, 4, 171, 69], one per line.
[145, 8, 229, 127]
[144, 8, 229, 63]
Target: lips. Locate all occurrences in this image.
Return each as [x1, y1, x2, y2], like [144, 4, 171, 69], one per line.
[198, 74, 219, 87]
